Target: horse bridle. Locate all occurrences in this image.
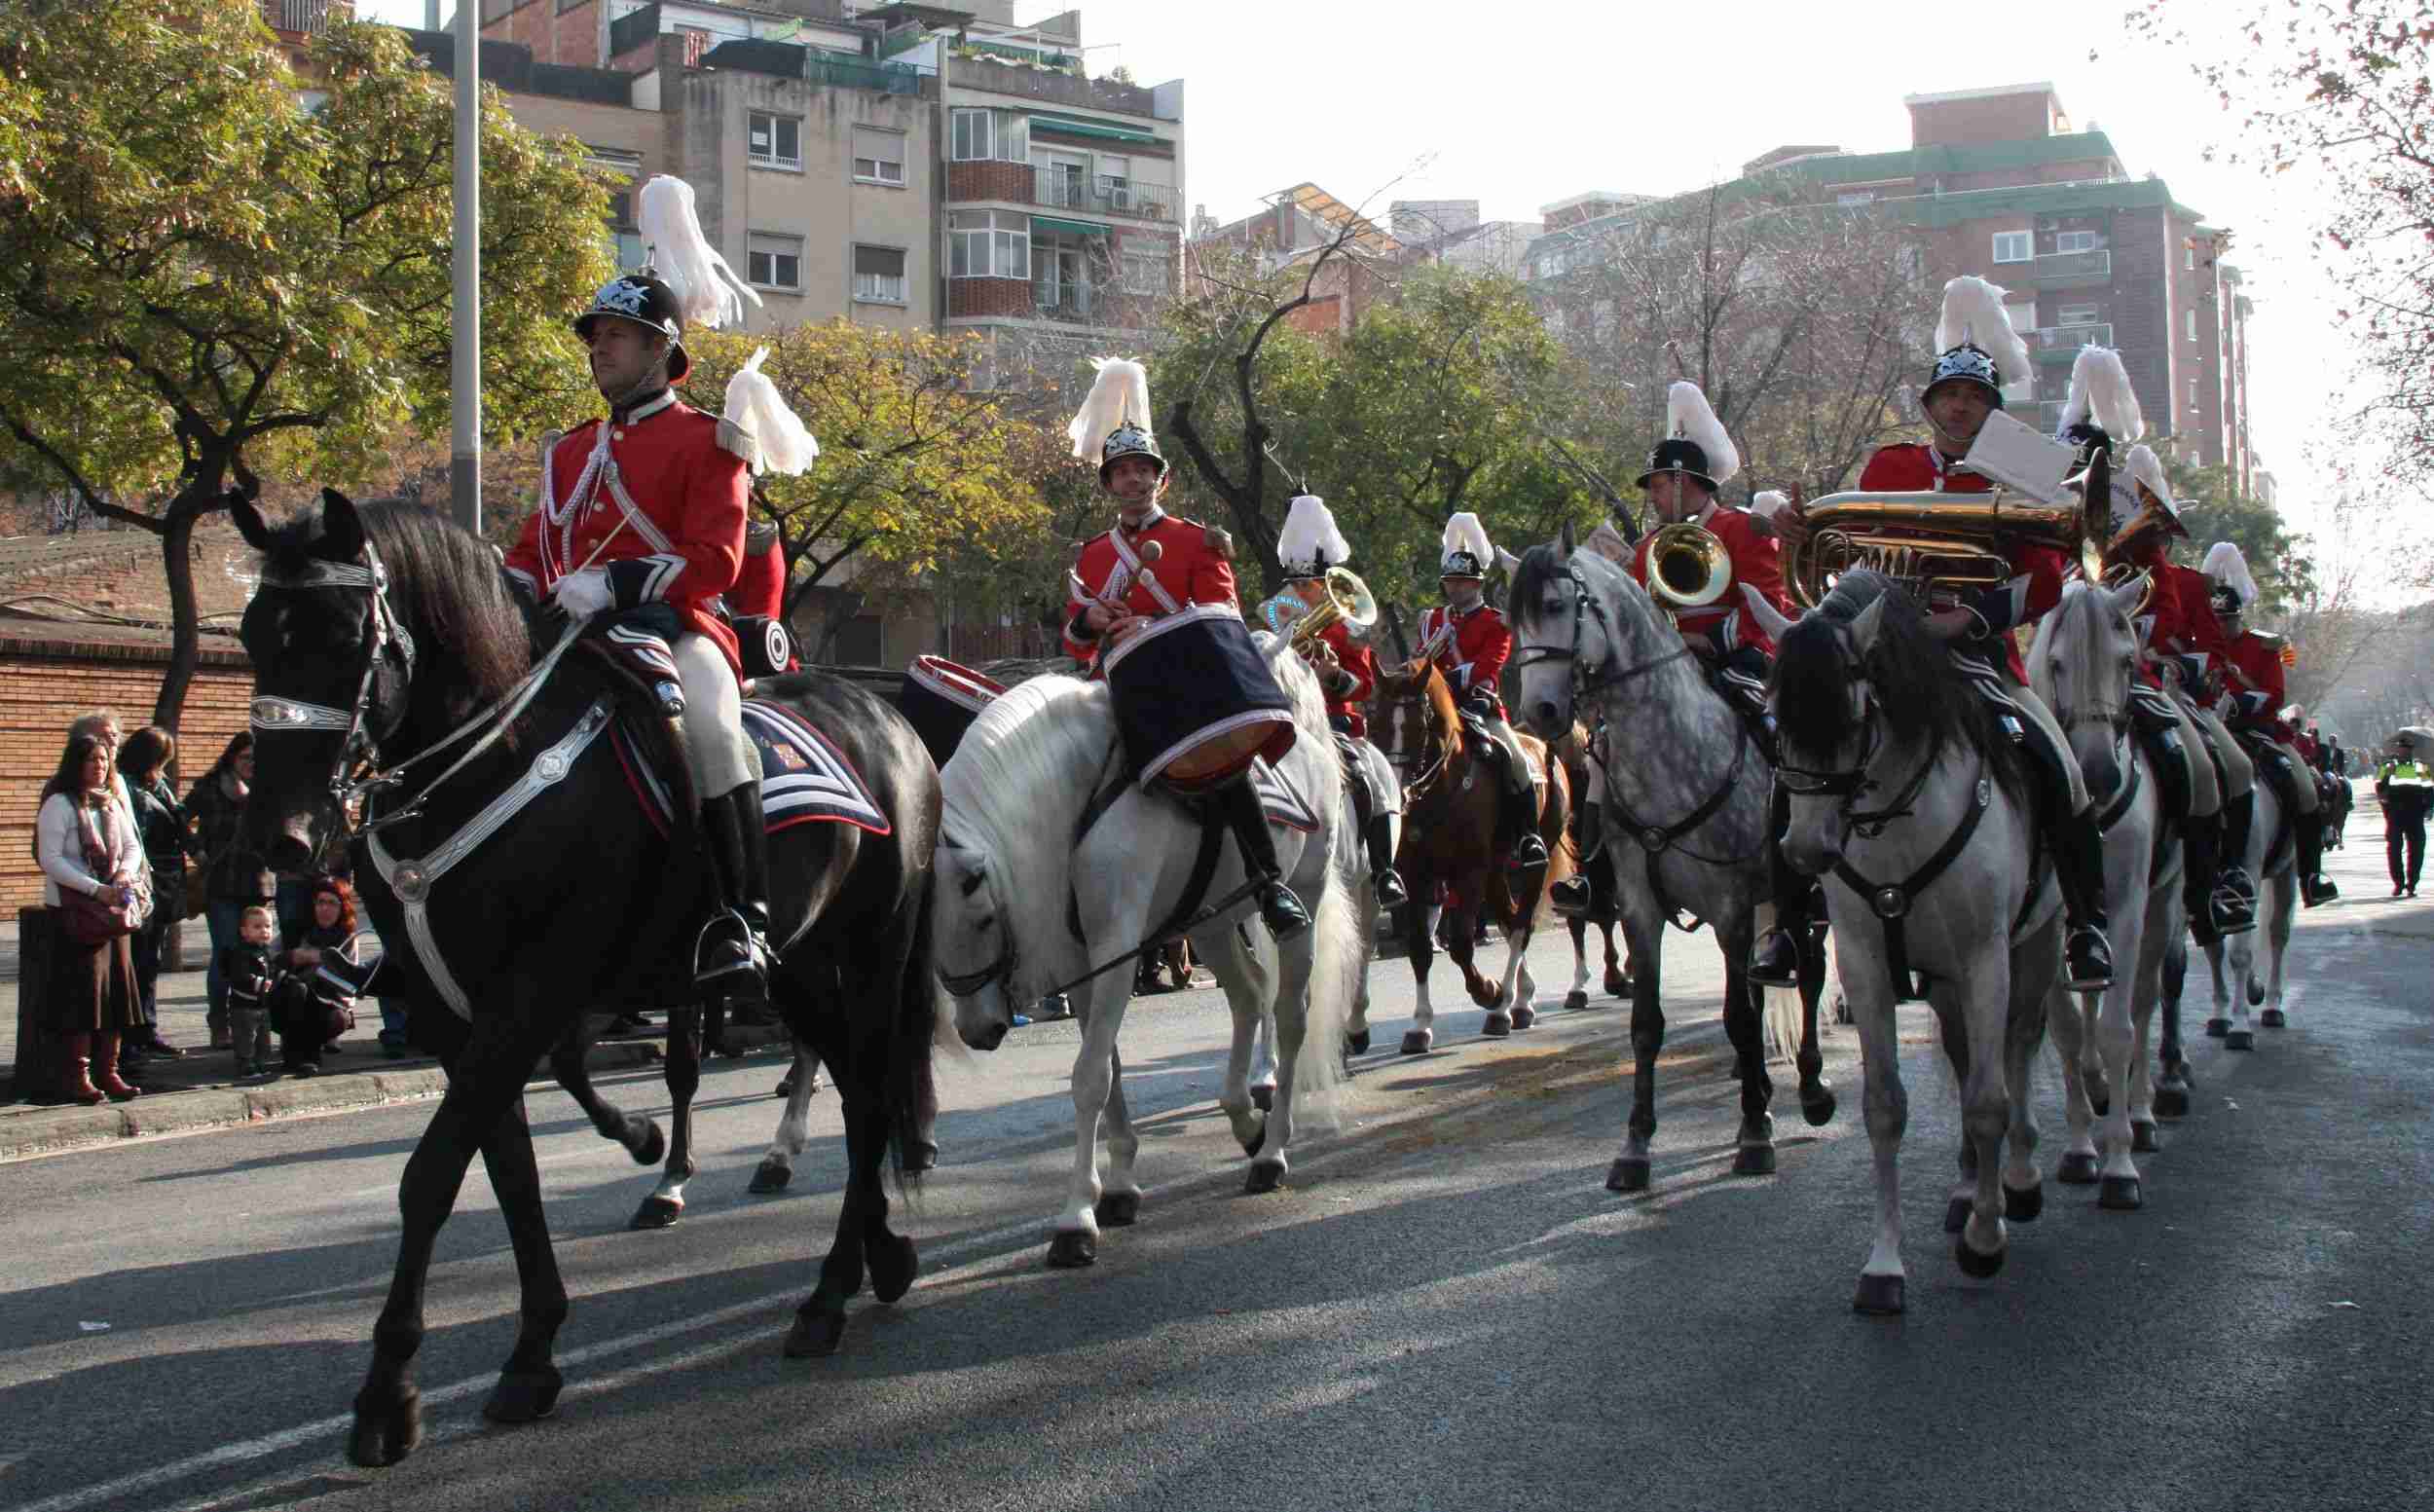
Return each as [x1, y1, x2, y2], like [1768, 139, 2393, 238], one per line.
[248, 538, 418, 809]
[1774, 662, 1937, 839]
[1508, 563, 1694, 703]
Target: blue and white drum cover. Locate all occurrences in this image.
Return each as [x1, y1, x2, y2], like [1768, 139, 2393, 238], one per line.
[900, 654, 1009, 769]
[1101, 605, 1297, 792]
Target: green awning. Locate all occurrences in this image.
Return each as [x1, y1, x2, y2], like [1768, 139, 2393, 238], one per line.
[1032, 215, 1114, 238]
[1029, 113, 1159, 145]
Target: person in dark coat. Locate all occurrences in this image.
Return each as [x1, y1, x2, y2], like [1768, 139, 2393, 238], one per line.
[34, 733, 150, 1103]
[186, 733, 277, 1050]
[118, 726, 198, 1057]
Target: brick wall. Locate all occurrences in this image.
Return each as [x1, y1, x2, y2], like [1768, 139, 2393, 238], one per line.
[947, 159, 1035, 203]
[1909, 92, 2055, 149]
[0, 638, 255, 913]
[476, 0, 599, 66]
[947, 277, 1034, 318]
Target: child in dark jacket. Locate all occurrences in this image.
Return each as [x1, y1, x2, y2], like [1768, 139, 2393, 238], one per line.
[220, 905, 278, 1077]
[271, 877, 361, 1078]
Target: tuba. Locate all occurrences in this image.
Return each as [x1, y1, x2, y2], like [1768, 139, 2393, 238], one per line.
[1782, 490, 2103, 610]
[1286, 566, 1380, 654]
[1643, 521, 1733, 619]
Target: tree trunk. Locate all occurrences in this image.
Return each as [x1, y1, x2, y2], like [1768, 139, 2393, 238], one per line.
[150, 467, 228, 740]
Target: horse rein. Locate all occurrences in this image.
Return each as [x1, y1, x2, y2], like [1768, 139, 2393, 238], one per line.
[249, 537, 418, 810]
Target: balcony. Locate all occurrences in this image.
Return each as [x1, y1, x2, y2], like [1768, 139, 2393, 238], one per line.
[2032, 248, 2112, 288]
[1033, 166, 1176, 223]
[2031, 321, 2114, 355]
[264, 0, 338, 36]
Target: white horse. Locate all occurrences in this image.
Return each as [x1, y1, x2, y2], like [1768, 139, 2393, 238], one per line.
[2029, 579, 2178, 1209]
[932, 642, 1362, 1267]
[1771, 572, 2062, 1314]
[2203, 769, 2294, 1050]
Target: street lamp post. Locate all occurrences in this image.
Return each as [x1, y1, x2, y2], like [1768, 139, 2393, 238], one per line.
[450, 1, 482, 534]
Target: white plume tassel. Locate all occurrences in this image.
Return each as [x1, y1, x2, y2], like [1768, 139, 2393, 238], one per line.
[1277, 493, 1351, 572]
[723, 347, 820, 476]
[1665, 381, 1741, 486]
[639, 175, 760, 330]
[1749, 489, 1790, 522]
[1066, 356, 1153, 463]
[2202, 539, 2260, 609]
[2055, 345, 2144, 441]
[2123, 444, 2173, 511]
[1935, 276, 2032, 382]
[1441, 511, 1494, 571]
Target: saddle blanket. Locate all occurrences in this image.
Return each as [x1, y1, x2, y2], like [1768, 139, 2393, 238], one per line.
[610, 699, 892, 838]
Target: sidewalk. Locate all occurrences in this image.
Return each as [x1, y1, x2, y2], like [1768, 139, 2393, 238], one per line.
[1, 918, 791, 1161]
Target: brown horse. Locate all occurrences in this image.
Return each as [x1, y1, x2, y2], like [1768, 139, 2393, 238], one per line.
[1375, 661, 1574, 1051]
[1555, 725, 1633, 1010]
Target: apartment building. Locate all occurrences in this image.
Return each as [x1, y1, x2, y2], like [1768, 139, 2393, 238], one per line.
[1525, 83, 2260, 491]
[1187, 183, 1402, 337]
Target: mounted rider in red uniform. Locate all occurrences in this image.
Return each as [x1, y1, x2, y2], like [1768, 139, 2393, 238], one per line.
[1058, 359, 1308, 942]
[1774, 275, 2116, 991]
[2205, 540, 2338, 906]
[1416, 512, 1550, 876]
[501, 175, 780, 1002]
[1273, 492, 1408, 908]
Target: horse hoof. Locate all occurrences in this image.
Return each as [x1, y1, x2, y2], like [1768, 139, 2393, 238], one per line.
[904, 1139, 940, 1174]
[2099, 1175, 2144, 1211]
[481, 1366, 563, 1424]
[2004, 1181, 2044, 1222]
[747, 1159, 793, 1195]
[1732, 1144, 1777, 1176]
[783, 1308, 847, 1358]
[2246, 979, 2266, 1007]
[1942, 1196, 1973, 1235]
[1800, 1086, 1837, 1127]
[1953, 1235, 2005, 1279]
[1249, 1084, 1274, 1113]
[2226, 1029, 2255, 1051]
[1482, 1012, 1513, 1038]
[1045, 1230, 1097, 1269]
[1244, 1159, 1286, 1195]
[347, 1387, 423, 1468]
[774, 1076, 793, 1098]
[1564, 990, 1589, 1012]
[633, 1120, 666, 1167]
[2153, 1084, 2191, 1118]
[629, 1196, 683, 1230]
[1605, 968, 1630, 998]
[2203, 1017, 2231, 1039]
[1510, 1005, 1536, 1031]
[1852, 1273, 1905, 1315]
[2131, 1120, 2161, 1155]
[2261, 1007, 2287, 1028]
[2057, 1152, 2100, 1185]
[1400, 1030, 1432, 1055]
[868, 1234, 919, 1304]
[1346, 1029, 1372, 1055]
[1093, 1191, 1141, 1228]
[1606, 1158, 1650, 1194]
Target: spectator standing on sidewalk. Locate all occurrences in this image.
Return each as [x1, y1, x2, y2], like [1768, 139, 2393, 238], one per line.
[34, 732, 150, 1103]
[269, 876, 362, 1078]
[187, 734, 277, 1051]
[119, 725, 198, 1058]
[222, 906, 279, 1078]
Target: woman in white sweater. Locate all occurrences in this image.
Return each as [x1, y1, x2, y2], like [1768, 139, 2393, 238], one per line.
[35, 731, 151, 1103]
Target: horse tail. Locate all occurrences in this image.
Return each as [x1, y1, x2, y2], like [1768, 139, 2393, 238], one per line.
[1291, 836, 1365, 1129]
[888, 874, 943, 1194]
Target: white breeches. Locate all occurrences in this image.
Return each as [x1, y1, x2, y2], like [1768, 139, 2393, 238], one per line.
[2190, 707, 2256, 798]
[675, 632, 756, 798]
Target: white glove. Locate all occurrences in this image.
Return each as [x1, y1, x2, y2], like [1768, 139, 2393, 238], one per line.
[553, 567, 612, 619]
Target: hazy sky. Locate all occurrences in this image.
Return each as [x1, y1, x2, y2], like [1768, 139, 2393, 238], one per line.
[370, 1, 2372, 559]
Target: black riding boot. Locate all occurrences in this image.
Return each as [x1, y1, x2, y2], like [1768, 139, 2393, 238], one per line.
[1495, 738, 1549, 872]
[2296, 807, 2338, 906]
[1751, 785, 1808, 988]
[2216, 787, 2258, 921]
[2051, 808, 2116, 990]
[2180, 810, 2228, 945]
[1551, 799, 1600, 915]
[1364, 813, 1409, 909]
[1222, 781, 1310, 941]
[696, 783, 773, 1003]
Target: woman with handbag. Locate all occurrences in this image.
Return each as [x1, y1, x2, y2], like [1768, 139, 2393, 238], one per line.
[118, 725, 198, 1058]
[34, 732, 151, 1104]
[187, 733, 275, 1051]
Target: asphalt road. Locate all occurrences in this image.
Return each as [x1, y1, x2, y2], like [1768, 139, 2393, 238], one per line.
[2, 832, 2427, 1512]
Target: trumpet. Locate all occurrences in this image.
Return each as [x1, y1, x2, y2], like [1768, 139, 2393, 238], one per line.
[1286, 566, 1379, 655]
[1643, 521, 1733, 619]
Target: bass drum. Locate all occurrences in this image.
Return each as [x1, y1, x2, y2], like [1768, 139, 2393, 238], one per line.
[900, 654, 1009, 770]
[1101, 605, 1297, 792]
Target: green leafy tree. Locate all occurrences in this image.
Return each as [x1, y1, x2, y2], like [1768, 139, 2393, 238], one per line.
[0, 2, 608, 735]
[2158, 455, 2313, 614]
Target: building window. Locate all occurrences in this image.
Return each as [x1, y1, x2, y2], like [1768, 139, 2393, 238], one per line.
[2006, 301, 2037, 332]
[2185, 245, 2195, 271]
[748, 113, 801, 170]
[2056, 303, 2099, 327]
[1095, 154, 1130, 209]
[2190, 375, 2200, 411]
[2053, 230, 2100, 254]
[2187, 309, 2198, 341]
[1122, 252, 1169, 296]
[854, 244, 907, 303]
[1991, 231, 2032, 264]
[747, 232, 803, 291]
[949, 108, 1028, 164]
[853, 127, 905, 186]
[948, 210, 1029, 279]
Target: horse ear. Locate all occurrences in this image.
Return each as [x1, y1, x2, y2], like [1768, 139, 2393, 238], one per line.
[319, 487, 365, 561]
[1495, 546, 1522, 576]
[1559, 519, 1576, 560]
[229, 494, 273, 553]
[1742, 583, 1795, 644]
[2108, 572, 2149, 619]
[1848, 594, 1889, 659]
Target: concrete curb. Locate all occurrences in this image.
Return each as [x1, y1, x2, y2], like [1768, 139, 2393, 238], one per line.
[0, 1023, 793, 1162]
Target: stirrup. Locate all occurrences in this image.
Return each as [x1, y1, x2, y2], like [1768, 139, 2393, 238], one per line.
[2063, 926, 2115, 992]
[1548, 874, 1591, 917]
[1257, 882, 1311, 942]
[1750, 927, 1800, 989]
[1373, 867, 1410, 909]
[2302, 873, 2339, 907]
[695, 909, 770, 1000]
[1507, 831, 1550, 871]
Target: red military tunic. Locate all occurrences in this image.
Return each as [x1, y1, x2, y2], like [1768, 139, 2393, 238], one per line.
[1310, 616, 1378, 737]
[2121, 540, 2229, 695]
[1859, 441, 2069, 680]
[1060, 508, 1239, 669]
[1417, 601, 1512, 713]
[504, 390, 751, 674]
[2222, 630, 2293, 742]
[730, 523, 799, 672]
[1627, 499, 1793, 656]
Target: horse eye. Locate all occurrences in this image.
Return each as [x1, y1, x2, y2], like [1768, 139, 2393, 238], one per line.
[977, 914, 995, 931]
[958, 869, 983, 898]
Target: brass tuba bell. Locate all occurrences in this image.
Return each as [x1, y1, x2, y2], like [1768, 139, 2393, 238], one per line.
[1782, 489, 2100, 610]
[1643, 521, 1734, 620]
[1287, 566, 1379, 654]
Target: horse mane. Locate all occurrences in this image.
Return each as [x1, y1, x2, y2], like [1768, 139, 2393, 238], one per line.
[1774, 570, 2023, 799]
[2026, 579, 2130, 721]
[1506, 541, 1569, 634]
[258, 497, 533, 705]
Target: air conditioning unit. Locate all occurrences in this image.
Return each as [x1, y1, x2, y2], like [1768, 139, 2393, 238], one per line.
[1108, 186, 1132, 211]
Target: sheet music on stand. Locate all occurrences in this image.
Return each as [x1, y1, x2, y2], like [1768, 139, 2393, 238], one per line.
[1963, 409, 2078, 502]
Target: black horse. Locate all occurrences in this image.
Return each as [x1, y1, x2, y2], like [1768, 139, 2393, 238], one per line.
[234, 490, 941, 1468]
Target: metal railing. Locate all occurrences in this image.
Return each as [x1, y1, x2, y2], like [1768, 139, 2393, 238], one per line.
[2032, 320, 2114, 350]
[277, 0, 332, 32]
[1032, 167, 1176, 222]
[2033, 248, 2111, 285]
[1031, 276, 1097, 323]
